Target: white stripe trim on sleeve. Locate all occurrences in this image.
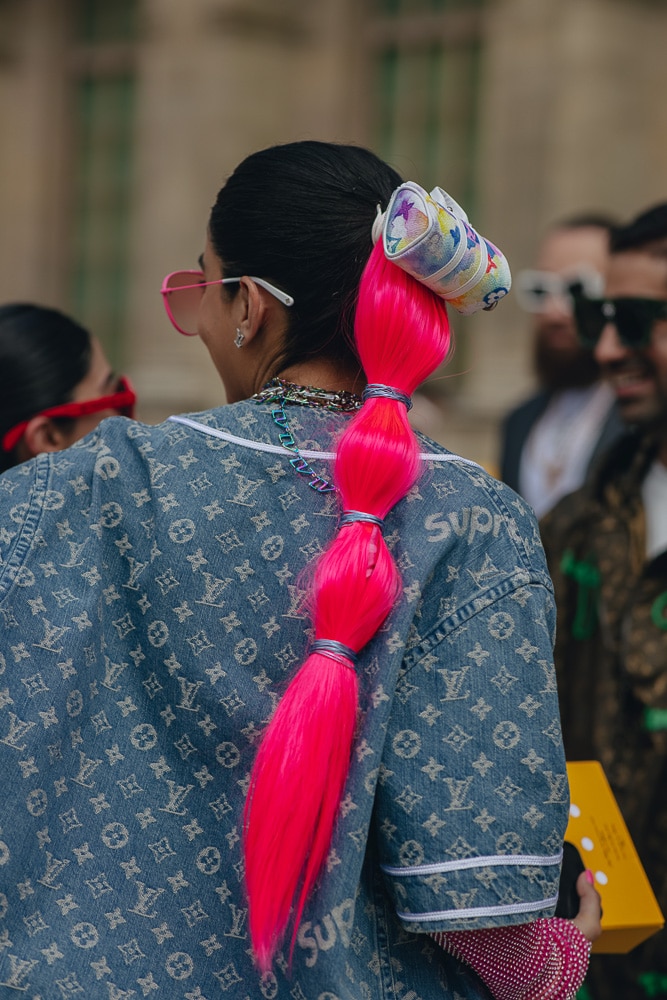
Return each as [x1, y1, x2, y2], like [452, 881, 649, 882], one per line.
[397, 894, 559, 923]
[381, 850, 562, 878]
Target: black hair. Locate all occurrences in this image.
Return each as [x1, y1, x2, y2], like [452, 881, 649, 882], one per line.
[610, 203, 667, 253]
[555, 212, 619, 233]
[208, 141, 403, 378]
[0, 304, 92, 472]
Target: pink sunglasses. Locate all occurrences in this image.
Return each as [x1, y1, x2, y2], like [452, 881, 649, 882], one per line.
[2, 375, 136, 453]
[161, 269, 294, 337]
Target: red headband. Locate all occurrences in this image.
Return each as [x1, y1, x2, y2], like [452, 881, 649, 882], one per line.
[1, 376, 136, 453]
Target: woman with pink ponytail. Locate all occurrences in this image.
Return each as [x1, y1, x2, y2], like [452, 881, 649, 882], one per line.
[201, 143, 600, 994]
[0, 142, 599, 1000]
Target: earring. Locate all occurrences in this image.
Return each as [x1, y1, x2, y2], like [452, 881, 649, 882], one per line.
[234, 328, 245, 348]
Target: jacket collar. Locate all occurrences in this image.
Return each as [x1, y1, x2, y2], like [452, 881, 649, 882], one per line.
[589, 431, 660, 507]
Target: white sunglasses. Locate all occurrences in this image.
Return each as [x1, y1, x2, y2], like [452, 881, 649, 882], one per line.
[515, 268, 605, 314]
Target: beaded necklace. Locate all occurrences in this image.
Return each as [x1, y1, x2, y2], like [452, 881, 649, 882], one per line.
[251, 377, 362, 493]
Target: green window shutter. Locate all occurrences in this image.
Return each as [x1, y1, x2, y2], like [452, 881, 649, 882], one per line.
[68, 0, 138, 370]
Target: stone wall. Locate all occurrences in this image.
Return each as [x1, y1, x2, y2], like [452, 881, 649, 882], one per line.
[1, 0, 666, 469]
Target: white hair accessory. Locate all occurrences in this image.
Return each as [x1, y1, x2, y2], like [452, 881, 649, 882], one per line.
[375, 181, 511, 315]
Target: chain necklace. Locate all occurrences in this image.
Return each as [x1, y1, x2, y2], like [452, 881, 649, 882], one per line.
[251, 377, 362, 412]
[251, 378, 362, 493]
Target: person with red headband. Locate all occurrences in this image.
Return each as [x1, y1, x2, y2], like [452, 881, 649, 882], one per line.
[0, 303, 136, 472]
[0, 143, 598, 999]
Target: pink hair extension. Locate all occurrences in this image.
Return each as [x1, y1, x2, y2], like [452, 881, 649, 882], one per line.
[244, 243, 451, 971]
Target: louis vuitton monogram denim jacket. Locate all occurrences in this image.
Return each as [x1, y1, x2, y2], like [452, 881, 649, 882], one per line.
[0, 400, 568, 999]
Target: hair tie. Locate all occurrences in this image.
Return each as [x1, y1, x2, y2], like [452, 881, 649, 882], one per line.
[340, 510, 384, 529]
[371, 204, 385, 245]
[362, 383, 413, 410]
[311, 639, 358, 668]
[375, 181, 512, 315]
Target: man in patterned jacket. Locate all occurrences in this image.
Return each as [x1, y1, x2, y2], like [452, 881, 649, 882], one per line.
[540, 203, 667, 999]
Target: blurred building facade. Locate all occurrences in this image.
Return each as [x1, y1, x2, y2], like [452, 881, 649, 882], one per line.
[1, 0, 667, 467]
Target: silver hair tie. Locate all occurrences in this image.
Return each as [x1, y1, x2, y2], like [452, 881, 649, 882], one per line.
[340, 510, 384, 529]
[311, 639, 358, 667]
[362, 383, 413, 410]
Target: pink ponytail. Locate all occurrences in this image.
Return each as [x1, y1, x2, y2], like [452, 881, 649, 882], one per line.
[243, 243, 451, 971]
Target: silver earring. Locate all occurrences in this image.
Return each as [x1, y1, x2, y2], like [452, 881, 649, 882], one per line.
[234, 328, 245, 348]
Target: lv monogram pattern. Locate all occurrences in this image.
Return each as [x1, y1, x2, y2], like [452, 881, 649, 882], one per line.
[0, 403, 567, 999]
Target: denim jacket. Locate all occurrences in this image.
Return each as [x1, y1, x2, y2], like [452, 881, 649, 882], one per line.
[0, 400, 567, 999]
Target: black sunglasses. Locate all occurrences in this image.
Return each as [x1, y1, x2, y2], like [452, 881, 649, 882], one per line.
[573, 293, 667, 349]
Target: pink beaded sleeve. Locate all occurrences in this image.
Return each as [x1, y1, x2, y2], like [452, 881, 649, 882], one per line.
[431, 918, 592, 1000]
